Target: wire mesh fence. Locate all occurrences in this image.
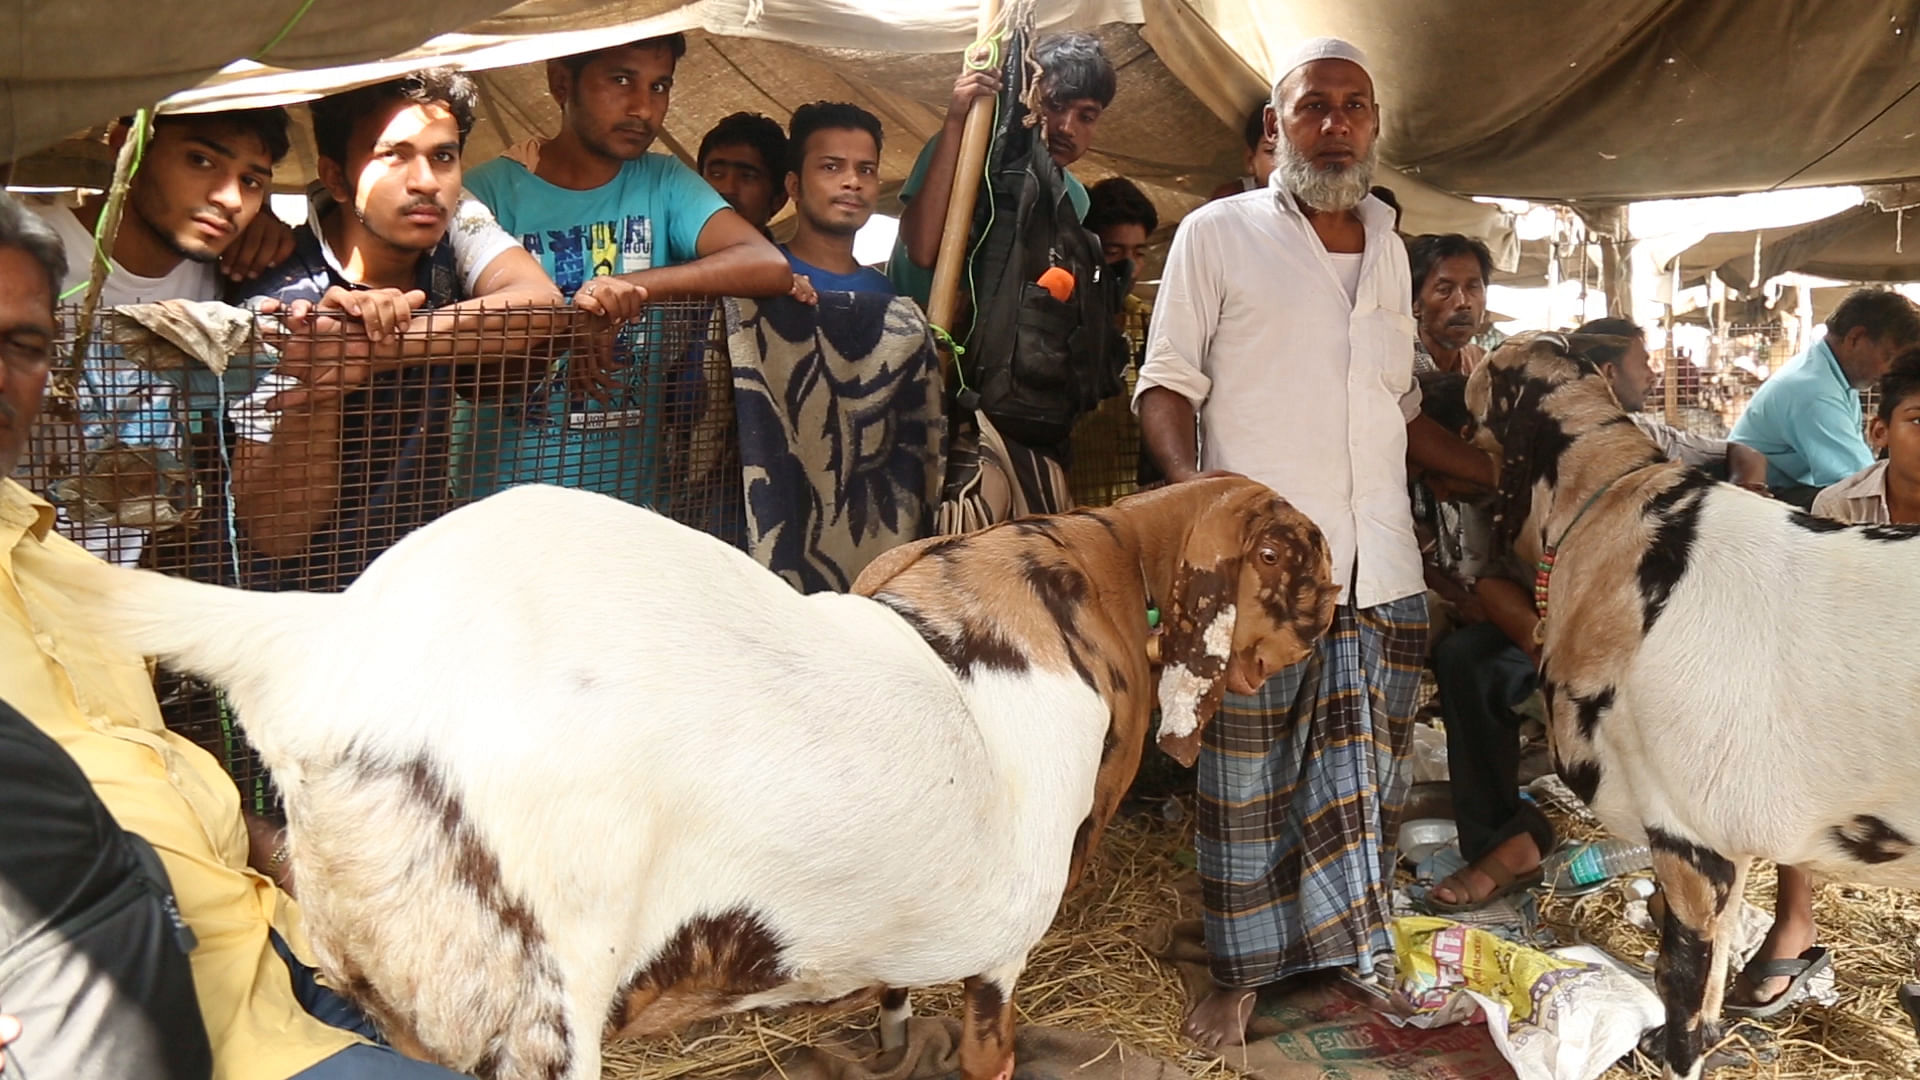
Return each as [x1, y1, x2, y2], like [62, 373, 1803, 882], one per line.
[20, 295, 1168, 804]
[1068, 302, 1151, 507]
[22, 300, 743, 804]
[1654, 324, 1880, 443]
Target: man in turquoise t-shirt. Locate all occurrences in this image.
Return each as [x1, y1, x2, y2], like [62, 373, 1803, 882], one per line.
[462, 32, 790, 504]
[887, 32, 1114, 308]
[1729, 288, 1920, 508]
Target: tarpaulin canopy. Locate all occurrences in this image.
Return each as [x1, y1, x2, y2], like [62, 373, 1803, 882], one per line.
[1173, 0, 1920, 201]
[10, 0, 1920, 208]
[1667, 202, 1920, 292]
[2, 0, 1521, 266]
[0, 0, 526, 160]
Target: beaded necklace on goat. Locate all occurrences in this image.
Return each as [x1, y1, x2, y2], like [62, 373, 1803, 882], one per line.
[1531, 479, 1618, 622]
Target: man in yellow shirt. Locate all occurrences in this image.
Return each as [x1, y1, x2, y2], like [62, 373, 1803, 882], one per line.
[0, 194, 469, 1076]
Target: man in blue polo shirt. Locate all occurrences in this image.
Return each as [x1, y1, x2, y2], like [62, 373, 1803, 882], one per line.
[461, 33, 790, 504]
[1731, 288, 1920, 508]
[232, 68, 562, 592]
[782, 102, 893, 300]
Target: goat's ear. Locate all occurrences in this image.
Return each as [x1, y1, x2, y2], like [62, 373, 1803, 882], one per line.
[1152, 521, 1245, 768]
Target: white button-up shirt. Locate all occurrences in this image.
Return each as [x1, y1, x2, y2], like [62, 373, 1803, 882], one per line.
[1134, 182, 1423, 609]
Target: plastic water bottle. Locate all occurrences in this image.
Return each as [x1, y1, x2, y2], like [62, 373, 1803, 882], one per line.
[1546, 839, 1651, 889]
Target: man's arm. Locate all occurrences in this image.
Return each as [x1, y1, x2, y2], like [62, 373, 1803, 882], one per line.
[901, 69, 1002, 270]
[230, 286, 418, 559]
[1133, 213, 1220, 483]
[610, 207, 791, 301]
[1408, 413, 1497, 489]
[228, 397, 344, 560]
[1727, 441, 1771, 491]
[259, 250, 566, 411]
[1138, 388, 1201, 483]
[1476, 575, 1540, 663]
[1425, 563, 1485, 623]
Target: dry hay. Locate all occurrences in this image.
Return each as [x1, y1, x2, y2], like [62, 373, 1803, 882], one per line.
[599, 798, 1920, 1080]
[1537, 807, 1920, 1080]
[602, 809, 1235, 1080]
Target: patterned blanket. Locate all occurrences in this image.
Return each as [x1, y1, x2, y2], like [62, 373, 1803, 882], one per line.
[726, 293, 947, 594]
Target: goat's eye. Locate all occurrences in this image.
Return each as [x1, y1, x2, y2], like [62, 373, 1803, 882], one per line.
[1258, 546, 1280, 566]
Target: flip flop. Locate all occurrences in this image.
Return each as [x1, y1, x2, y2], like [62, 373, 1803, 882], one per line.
[1724, 945, 1832, 1020]
[1421, 861, 1544, 915]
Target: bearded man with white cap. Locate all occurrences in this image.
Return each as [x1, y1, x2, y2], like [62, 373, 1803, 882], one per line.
[1135, 37, 1494, 1047]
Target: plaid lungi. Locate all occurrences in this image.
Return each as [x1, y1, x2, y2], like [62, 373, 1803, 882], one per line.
[1196, 595, 1428, 987]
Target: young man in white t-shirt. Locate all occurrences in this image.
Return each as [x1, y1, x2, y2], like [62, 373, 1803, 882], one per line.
[28, 107, 292, 566]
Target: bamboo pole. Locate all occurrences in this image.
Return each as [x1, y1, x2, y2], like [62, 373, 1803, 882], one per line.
[67, 109, 149, 389]
[1664, 258, 1680, 426]
[926, 0, 1006, 376]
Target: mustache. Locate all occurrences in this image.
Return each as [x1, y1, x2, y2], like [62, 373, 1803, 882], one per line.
[400, 198, 445, 217]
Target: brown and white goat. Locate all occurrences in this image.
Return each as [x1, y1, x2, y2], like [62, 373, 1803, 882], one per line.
[64, 477, 1336, 1080]
[1468, 332, 1920, 1080]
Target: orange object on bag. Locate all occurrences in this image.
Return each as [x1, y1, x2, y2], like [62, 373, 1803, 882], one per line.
[1037, 266, 1075, 302]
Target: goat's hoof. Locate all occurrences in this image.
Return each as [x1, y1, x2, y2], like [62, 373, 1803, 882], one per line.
[1639, 1021, 1777, 1076]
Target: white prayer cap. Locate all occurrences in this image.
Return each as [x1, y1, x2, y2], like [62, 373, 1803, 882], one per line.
[1271, 36, 1372, 103]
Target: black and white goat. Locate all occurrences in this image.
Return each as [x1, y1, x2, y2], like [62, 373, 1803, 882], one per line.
[1467, 331, 1920, 1080]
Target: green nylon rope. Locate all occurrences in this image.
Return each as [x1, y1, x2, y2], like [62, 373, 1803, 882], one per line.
[254, 0, 319, 60]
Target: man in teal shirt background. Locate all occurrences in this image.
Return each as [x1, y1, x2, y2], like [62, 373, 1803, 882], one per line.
[887, 32, 1114, 307]
[1730, 288, 1920, 508]
[461, 32, 789, 503]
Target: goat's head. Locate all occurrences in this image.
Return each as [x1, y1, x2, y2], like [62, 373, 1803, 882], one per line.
[1148, 477, 1339, 767]
[1466, 331, 1630, 547]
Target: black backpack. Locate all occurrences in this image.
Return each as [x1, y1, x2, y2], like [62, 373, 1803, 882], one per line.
[956, 40, 1131, 451]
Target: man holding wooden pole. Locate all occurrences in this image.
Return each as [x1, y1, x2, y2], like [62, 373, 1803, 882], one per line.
[894, 26, 1120, 519]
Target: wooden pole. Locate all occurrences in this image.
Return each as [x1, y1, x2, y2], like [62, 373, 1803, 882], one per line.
[926, 0, 1006, 375]
[1665, 257, 1680, 425]
[68, 109, 148, 389]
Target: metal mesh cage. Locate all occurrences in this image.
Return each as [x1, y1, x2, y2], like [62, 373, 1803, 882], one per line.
[1068, 302, 1151, 508]
[21, 300, 742, 806]
[22, 295, 1169, 804]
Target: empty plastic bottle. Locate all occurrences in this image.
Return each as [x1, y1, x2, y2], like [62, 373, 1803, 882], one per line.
[1545, 839, 1651, 889]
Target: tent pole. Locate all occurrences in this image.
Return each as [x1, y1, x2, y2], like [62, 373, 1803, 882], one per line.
[926, 0, 1006, 376]
[1665, 257, 1680, 426]
[68, 108, 148, 389]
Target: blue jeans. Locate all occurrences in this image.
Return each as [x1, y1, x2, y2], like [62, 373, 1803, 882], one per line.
[271, 932, 470, 1079]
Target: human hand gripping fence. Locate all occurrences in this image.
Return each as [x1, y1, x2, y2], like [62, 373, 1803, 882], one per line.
[25, 298, 744, 804]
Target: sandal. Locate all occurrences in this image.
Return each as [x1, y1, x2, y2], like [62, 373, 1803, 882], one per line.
[1724, 945, 1832, 1020]
[1421, 859, 1544, 915]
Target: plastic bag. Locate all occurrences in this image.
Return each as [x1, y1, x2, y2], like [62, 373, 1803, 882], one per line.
[1391, 917, 1662, 1080]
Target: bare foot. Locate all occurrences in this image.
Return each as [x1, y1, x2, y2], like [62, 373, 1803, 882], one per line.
[1183, 984, 1255, 1051]
[1732, 866, 1818, 1006]
[1430, 832, 1541, 907]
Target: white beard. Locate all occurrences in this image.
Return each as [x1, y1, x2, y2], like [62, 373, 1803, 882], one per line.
[1276, 138, 1377, 213]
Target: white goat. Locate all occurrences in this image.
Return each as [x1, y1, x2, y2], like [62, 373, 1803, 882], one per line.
[1466, 332, 1920, 1080]
[65, 478, 1337, 1080]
